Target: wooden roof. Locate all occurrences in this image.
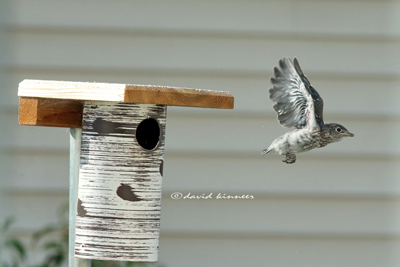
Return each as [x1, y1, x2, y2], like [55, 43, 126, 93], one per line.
[18, 79, 234, 128]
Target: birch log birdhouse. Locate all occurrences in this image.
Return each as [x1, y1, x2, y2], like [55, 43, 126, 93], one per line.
[18, 79, 234, 262]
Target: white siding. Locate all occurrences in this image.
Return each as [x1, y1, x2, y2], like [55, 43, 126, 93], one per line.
[1, 0, 400, 266]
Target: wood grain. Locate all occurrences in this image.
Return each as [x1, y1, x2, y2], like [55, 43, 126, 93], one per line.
[18, 80, 233, 127]
[75, 102, 166, 261]
[124, 84, 234, 109]
[19, 97, 83, 128]
[18, 79, 234, 108]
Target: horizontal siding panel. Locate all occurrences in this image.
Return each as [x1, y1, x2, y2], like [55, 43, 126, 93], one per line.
[165, 114, 397, 155]
[3, 109, 399, 155]
[1, 192, 68, 230]
[8, 30, 400, 75]
[158, 237, 400, 267]
[1, 111, 70, 150]
[5, 70, 400, 117]
[1, 150, 69, 190]
[160, 197, 400, 235]
[10, 0, 400, 38]
[162, 154, 400, 197]
[6, 191, 400, 236]
[5, 151, 400, 196]
[11, 228, 400, 267]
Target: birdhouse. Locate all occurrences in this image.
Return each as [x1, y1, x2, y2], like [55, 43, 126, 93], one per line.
[18, 80, 234, 262]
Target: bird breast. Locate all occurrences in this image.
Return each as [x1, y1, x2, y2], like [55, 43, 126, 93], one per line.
[272, 129, 322, 155]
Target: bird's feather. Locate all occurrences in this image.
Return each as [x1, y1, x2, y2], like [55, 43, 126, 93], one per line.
[294, 58, 324, 127]
[269, 58, 324, 131]
[259, 148, 270, 156]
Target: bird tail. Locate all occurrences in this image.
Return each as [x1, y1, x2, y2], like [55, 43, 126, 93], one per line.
[259, 148, 271, 157]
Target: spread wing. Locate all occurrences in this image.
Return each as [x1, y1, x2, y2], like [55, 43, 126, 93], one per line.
[269, 57, 324, 130]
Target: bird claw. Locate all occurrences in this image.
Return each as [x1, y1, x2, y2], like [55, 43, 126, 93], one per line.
[282, 153, 296, 164]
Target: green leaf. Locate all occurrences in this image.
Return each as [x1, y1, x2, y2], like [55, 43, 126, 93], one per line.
[5, 238, 26, 260]
[0, 217, 15, 234]
[43, 241, 62, 250]
[47, 254, 64, 266]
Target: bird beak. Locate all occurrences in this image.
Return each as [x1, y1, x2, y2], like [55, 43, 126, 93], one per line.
[342, 132, 354, 137]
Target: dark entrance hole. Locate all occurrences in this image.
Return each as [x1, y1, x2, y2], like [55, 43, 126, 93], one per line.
[136, 118, 160, 150]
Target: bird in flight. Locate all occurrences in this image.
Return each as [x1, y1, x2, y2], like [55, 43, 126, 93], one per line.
[260, 58, 354, 164]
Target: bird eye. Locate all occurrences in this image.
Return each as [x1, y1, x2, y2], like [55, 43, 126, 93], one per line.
[335, 127, 342, 132]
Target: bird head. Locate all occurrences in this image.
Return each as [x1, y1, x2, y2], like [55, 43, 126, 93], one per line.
[325, 123, 354, 142]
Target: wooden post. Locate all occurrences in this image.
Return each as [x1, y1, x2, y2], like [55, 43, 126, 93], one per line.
[69, 128, 91, 266]
[18, 80, 234, 263]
